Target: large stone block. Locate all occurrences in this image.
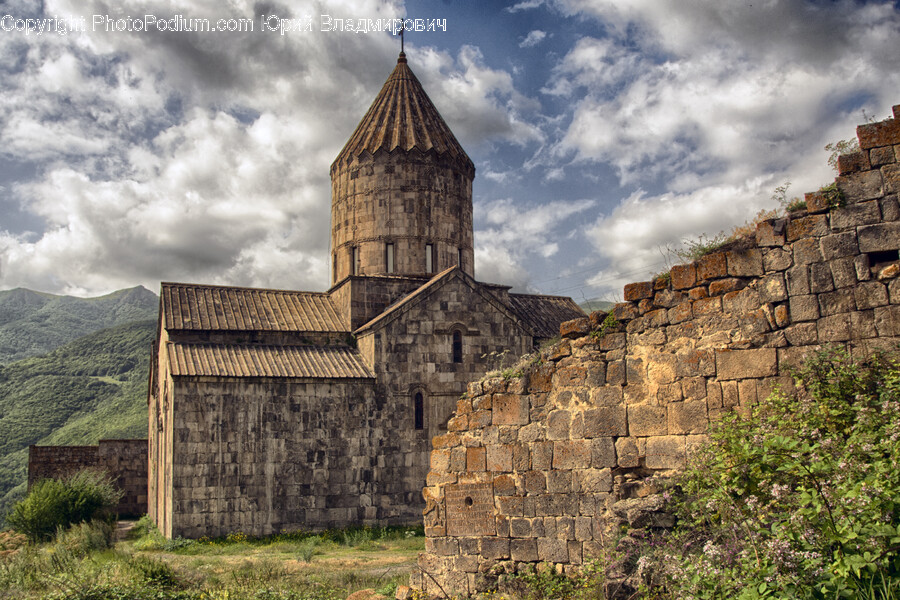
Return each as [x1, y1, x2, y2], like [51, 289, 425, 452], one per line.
[715, 348, 777, 380]
[591, 437, 616, 468]
[582, 406, 627, 437]
[614, 437, 640, 468]
[858, 222, 900, 253]
[576, 468, 612, 493]
[486, 445, 513, 472]
[552, 440, 592, 470]
[627, 404, 667, 436]
[511, 539, 539, 561]
[624, 281, 653, 301]
[670, 264, 697, 289]
[493, 394, 529, 425]
[790, 294, 820, 322]
[831, 200, 882, 230]
[858, 119, 900, 150]
[836, 170, 884, 203]
[854, 281, 889, 309]
[537, 538, 569, 563]
[697, 252, 727, 280]
[547, 410, 571, 440]
[786, 215, 829, 241]
[668, 401, 708, 435]
[481, 537, 510, 559]
[645, 436, 686, 470]
[818, 290, 856, 316]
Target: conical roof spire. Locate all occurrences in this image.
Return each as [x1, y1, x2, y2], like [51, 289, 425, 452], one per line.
[333, 54, 474, 173]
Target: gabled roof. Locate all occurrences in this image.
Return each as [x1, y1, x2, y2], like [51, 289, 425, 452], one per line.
[508, 293, 586, 339]
[161, 282, 346, 333]
[353, 266, 530, 336]
[167, 343, 373, 379]
[332, 53, 474, 174]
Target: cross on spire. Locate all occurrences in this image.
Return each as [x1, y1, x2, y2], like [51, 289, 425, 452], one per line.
[399, 20, 405, 53]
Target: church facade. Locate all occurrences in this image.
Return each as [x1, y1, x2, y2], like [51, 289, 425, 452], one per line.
[148, 52, 584, 539]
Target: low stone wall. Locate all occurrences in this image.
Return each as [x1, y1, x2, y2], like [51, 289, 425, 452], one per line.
[412, 106, 900, 597]
[28, 439, 148, 517]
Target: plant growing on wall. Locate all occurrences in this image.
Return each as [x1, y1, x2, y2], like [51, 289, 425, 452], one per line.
[648, 348, 900, 599]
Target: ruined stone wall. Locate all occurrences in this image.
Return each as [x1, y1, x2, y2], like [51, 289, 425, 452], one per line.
[29, 439, 148, 517]
[413, 107, 900, 597]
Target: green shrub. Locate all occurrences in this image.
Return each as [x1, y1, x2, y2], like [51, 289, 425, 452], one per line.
[656, 348, 900, 599]
[6, 469, 121, 541]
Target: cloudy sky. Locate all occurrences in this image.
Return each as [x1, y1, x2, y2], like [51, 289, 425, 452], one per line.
[1, 0, 898, 304]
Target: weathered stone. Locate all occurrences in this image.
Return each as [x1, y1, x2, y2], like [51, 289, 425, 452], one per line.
[668, 401, 708, 435]
[831, 200, 882, 230]
[624, 281, 653, 301]
[560, 317, 591, 339]
[486, 445, 513, 472]
[493, 395, 529, 426]
[757, 273, 787, 303]
[692, 296, 722, 315]
[871, 146, 896, 167]
[591, 437, 616, 468]
[818, 290, 855, 317]
[552, 440, 592, 470]
[805, 191, 830, 214]
[583, 406, 627, 437]
[726, 248, 764, 277]
[858, 119, 900, 150]
[756, 220, 786, 246]
[481, 537, 510, 559]
[784, 322, 818, 345]
[715, 348, 777, 380]
[790, 294, 820, 322]
[627, 405, 667, 436]
[537, 539, 569, 563]
[851, 310, 878, 339]
[614, 437, 640, 468]
[466, 447, 486, 472]
[774, 304, 790, 328]
[858, 222, 900, 253]
[879, 263, 900, 280]
[645, 436, 686, 470]
[836, 170, 884, 203]
[786, 215, 829, 241]
[510, 539, 538, 561]
[709, 278, 747, 296]
[697, 252, 727, 280]
[855, 281, 889, 309]
[831, 258, 858, 288]
[670, 264, 697, 289]
[837, 151, 871, 175]
[882, 195, 900, 221]
[818, 314, 852, 342]
[606, 361, 626, 386]
[793, 238, 823, 265]
[809, 263, 834, 294]
[875, 305, 900, 336]
[763, 247, 792, 272]
[547, 470, 573, 493]
[820, 231, 859, 260]
[786, 265, 811, 296]
[577, 468, 612, 493]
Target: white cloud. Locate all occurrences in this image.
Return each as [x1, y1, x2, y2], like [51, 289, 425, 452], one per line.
[519, 30, 547, 48]
[0, 0, 549, 296]
[474, 197, 594, 290]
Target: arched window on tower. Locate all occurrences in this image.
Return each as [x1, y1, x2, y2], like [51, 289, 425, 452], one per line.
[452, 329, 463, 364]
[414, 392, 424, 430]
[425, 243, 434, 274]
[351, 246, 359, 276]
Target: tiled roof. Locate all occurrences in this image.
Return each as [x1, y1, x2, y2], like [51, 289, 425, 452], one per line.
[508, 294, 585, 339]
[333, 53, 473, 173]
[161, 283, 346, 332]
[167, 343, 373, 379]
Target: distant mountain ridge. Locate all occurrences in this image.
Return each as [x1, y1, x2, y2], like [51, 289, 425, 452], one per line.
[0, 286, 158, 365]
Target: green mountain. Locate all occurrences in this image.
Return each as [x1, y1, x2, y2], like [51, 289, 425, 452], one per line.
[578, 298, 616, 314]
[0, 286, 158, 365]
[0, 319, 155, 521]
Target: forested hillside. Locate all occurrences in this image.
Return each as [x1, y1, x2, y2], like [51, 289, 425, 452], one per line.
[0, 319, 155, 520]
[0, 286, 157, 365]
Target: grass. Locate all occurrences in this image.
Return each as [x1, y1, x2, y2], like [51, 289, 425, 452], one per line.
[0, 520, 426, 599]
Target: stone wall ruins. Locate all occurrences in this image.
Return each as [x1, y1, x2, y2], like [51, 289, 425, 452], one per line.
[28, 439, 148, 517]
[412, 107, 900, 597]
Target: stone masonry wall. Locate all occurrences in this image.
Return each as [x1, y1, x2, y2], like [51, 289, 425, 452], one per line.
[28, 439, 148, 517]
[412, 107, 900, 597]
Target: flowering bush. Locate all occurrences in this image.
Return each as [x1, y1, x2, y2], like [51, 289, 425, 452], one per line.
[659, 348, 900, 599]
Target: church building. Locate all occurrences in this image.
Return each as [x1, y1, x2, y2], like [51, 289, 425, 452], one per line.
[148, 52, 584, 539]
